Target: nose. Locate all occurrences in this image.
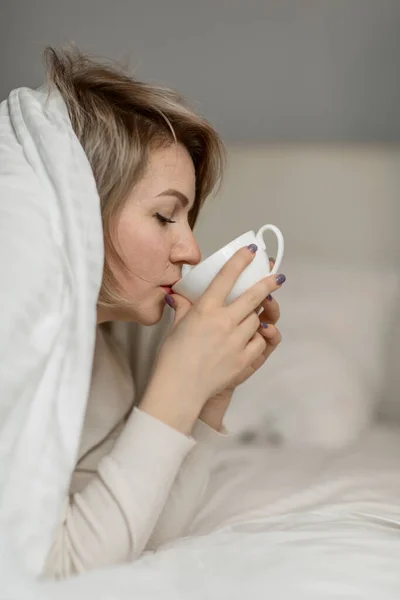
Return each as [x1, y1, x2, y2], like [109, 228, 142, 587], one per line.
[170, 232, 202, 267]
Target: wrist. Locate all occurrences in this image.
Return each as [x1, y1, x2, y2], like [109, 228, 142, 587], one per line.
[198, 410, 224, 432]
[198, 389, 234, 432]
[139, 372, 206, 436]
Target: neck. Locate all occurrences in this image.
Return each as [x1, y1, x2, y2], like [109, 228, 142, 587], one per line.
[96, 306, 113, 324]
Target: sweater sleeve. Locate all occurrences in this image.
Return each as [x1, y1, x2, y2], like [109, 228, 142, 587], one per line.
[44, 408, 196, 578]
[145, 418, 229, 551]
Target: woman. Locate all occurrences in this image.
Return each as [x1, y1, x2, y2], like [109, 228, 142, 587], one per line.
[0, 48, 285, 579]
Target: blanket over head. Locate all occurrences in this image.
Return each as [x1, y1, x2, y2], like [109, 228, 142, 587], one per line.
[0, 85, 104, 575]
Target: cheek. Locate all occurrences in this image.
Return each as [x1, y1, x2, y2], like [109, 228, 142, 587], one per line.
[116, 220, 171, 284]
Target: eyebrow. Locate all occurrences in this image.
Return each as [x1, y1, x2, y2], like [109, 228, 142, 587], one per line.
[156, 188, 191, 208]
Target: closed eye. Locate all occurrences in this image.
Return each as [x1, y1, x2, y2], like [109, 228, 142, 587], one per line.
[155, 212, 177, 226]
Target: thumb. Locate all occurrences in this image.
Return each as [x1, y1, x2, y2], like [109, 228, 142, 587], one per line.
[166, 293, 193, 326]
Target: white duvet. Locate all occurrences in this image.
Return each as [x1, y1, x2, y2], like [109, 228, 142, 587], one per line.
[1, 424, 399, 599]
[0, 86, 103, 575]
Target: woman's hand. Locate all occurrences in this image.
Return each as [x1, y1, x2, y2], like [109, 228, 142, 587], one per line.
[141, 247, 286, 435]
[199, 260, 282, 431]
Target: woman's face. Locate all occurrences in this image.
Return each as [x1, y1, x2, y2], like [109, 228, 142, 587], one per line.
[101, 143, 201, 325]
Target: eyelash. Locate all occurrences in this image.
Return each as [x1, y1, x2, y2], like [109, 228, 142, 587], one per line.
[155, 212, 177, 226]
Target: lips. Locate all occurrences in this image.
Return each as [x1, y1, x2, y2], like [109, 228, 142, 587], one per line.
[161, 279, 180, 289]
[160, 279, 180, 294]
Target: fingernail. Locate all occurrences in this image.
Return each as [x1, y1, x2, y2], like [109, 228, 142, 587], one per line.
[247, 244, 258, 253]
[165, 294, 174, 307]
[260, 322, 268, 328]
[266, 294, 273, 301]
[275, 274, 286, 285]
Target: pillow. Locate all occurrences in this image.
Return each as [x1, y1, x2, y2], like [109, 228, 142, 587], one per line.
[224, 261, 400, 449]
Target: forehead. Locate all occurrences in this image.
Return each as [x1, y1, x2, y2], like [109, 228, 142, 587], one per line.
[145, 143, 195, 185]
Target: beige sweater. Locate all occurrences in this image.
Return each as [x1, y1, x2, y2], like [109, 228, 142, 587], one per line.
[45, 325, 227, 578]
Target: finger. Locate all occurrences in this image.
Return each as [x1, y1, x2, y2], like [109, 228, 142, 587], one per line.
[197, 245, 258, 310]
[256, 295, 280, 325]
[232, 311, 263, 348]
[241, 324, 282, 378]
[245, 325, 281, 373]
[247, 347, 268, 372]
[241, 332, 268, 369]
[228, 272, 286, 323]
[165, 292, 193, 326]
[258, 323, 282, 349]
[257, 257, 276, 316]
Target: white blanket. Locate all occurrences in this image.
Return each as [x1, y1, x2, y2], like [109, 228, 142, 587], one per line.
[0, 86, 104, 575]
[1, 424, 400, 599]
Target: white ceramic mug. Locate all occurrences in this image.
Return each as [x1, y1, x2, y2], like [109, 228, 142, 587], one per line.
[171, 224, 284, 304]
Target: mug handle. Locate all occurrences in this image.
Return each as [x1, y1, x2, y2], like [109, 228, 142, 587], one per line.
[255, 224, 284, 275]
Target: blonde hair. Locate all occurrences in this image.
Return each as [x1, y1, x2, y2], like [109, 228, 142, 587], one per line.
[45, 47, 225, 308]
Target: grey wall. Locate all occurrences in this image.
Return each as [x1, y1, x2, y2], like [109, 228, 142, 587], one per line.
[1, 0, 400, 142]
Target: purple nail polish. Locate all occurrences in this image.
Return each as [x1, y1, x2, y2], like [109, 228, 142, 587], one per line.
[260, 322, 268, 328]
[165, 294, 174, 307]
[266, 294, 273, 301]
[247, 244, 258, 253]
[275, 274, 286, 285]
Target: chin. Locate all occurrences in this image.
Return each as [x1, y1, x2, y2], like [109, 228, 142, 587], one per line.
[137, 310, 165, 327]
[141, 299, 172, 326]
[116, 301, 166, 327]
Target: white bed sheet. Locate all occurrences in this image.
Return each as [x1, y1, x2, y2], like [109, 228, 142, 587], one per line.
[2, 423, 399, 599]
[190, 422, 400, 537]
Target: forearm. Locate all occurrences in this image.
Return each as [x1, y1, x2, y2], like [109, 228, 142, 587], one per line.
[146, 418, 229, 551]
[44, 408, 195, 578]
